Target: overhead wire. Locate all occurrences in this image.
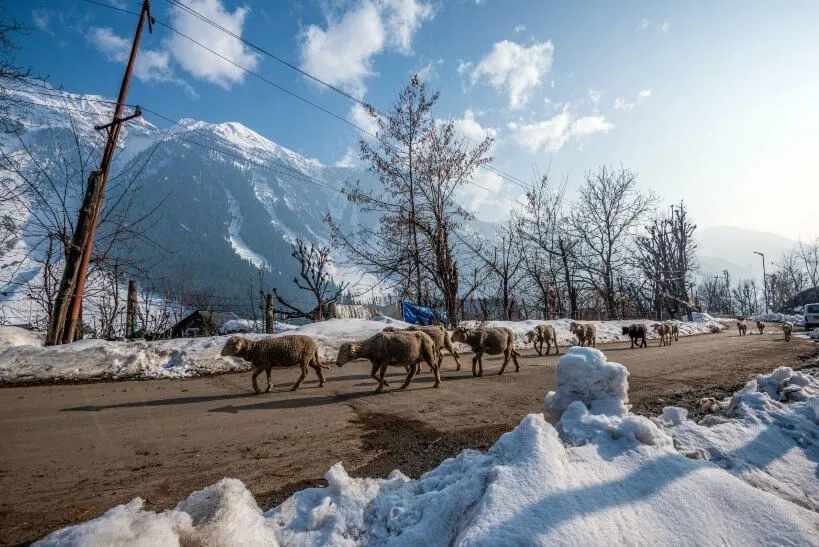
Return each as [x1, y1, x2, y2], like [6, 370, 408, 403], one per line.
[80, 0, 533, 206]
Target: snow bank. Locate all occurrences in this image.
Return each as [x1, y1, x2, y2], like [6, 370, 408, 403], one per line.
[459, 317, 725, 349]
[36, 351, 819, 545]
[757, 312, 805, 326]
[0, 319, 412, 384]
[220, 319, 297, 334]
[662, 367, 819, 511]
[0, 326, 44, 349]
[809, 329, 819, 340]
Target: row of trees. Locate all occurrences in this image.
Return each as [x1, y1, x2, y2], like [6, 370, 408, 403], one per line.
[326, 76, 704, 326]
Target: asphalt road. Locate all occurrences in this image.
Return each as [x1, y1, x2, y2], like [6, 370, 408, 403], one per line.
[0, 329, 815, 545]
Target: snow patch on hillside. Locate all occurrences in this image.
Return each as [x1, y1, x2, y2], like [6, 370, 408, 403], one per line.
[34, 350, 819, 546]
[224, 189, 269, 269]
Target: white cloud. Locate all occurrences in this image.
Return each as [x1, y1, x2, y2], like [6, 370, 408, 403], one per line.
[588, 88, 602, 113]
[513, 24, 526, 34]
[467, 40, 554, 110]
[167, 0, 260, 89]
[299, 0, 434, 97]
[507, 107, 614, 153]
[639, 18, 669, 33]
[452, 109, 498, 149]
[639, 18, 650, 30]
[31, 9, 53, 35]
[348, 103, 380, 136]
[335, 147, 358, 168]
[458, 169, 513, 222]
[415, 58, 443, 81]
[89, 27, 175, 83]
[613, 88, 652, 110]
[659, 20, 669, 33]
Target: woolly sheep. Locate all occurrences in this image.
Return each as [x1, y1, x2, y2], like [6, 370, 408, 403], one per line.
[756, 320, 765, 335]
[569, 322, 597, 348]
[221, 335, 327, 393]
[621, 324, 647, 349]
[383, 325, 462, 370]
[452, 326, 520, 377]
[525, 324, 560, 356]
[782, 321, 793, 342]
[336, 331, 439, 392]
[652, 323, 672, 347]
[736, 321, 747, 336]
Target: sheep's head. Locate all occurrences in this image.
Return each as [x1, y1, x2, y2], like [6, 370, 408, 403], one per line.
[569, 322, 579, 334]
[336, 342, 358, 367]
[621, 326, 630, 335]
[221, 336, 247, 357]
[650, 323, 661, 332]
[451, 327, 471, 343]
[381, 326, 399, 333]
[525, 330, 537, 343]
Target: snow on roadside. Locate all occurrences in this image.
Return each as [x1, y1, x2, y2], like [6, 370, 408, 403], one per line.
[756, 312, 805, 326]
[659, 366, 819, 511]
[0, 315, 722, 385]
[459, 317, 725, 348]
[34, 348, 819, 546]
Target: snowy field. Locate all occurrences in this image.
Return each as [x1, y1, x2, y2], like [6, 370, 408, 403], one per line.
[35, 348, 819, 545]
[756, 312, 806, 326]
[0, 316, 727, 385]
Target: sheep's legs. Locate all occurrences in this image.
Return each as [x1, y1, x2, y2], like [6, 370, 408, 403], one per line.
[472, 353, 483, 377]
[431, 363, 441, 388]
[309, 362, 326, 387]
[401, 363, 417, 389]
[291, 363, 309, 391]
[499, 350, 510, 375]
[511, 349, 520, 372]
[376, 364, 389, 392]
[370, 362, 387, 388]
[265, 368, 272, 392]
[451, 350, 462, 371]
[251, 369, 263, 394]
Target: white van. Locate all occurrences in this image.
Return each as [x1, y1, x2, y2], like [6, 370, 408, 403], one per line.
[805, 303, 819, 331]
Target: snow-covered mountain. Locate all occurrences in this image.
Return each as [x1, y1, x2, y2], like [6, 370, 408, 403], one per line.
[0, 86, 380, 321]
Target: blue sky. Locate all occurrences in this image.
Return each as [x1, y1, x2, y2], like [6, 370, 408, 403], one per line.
[8, 0, 818, 239]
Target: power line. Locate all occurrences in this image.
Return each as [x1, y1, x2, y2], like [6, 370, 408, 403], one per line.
[80, 0, 532, 206]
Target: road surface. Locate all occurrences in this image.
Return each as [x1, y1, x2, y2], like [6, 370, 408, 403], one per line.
[0, 329, 815, 545]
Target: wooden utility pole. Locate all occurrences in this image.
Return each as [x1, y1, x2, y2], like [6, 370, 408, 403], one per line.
[51, 0, 153, 345]
[126, 280, 138, 338]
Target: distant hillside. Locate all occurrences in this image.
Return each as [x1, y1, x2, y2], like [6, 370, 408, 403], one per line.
[696, 226, 798, 280]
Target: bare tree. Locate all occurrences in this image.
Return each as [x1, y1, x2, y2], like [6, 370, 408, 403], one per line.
[273, 238, 348, 321]
[634, 201, 698, 320]
[515, 175, 579, 318]
[732, 278, 760, 317]
[571, 165, 658, 318]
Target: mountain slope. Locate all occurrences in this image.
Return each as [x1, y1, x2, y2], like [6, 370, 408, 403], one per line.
[696, 226, 798, 279]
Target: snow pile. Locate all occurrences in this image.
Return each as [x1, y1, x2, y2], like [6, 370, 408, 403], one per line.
[756, 312, 805, 326]
[459, 317, 725, 349]
[662, 367, 819, 511]
[0, 319, 412, 384]
[0, 326, 44, 349]
[220, 319, 298, 334]
[36, 351, 819, 545]
[809, 329, 819, 340]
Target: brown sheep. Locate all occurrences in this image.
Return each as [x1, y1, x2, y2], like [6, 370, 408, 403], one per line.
[621, 324, 647, 349]
[221, 335, 327, 393]
[652, 323, 672, 347]
[756, 320, 765, 335]
[737, 321, 747, 336]
[670, 323, 679, 342]
[782, 321, 793, 342]
[383, 325, 462, 370]
[452, 326, 520, 377]
[336, 331, 438, 392]
[569, 322, 597, 348]
[525, 324, 560, 356]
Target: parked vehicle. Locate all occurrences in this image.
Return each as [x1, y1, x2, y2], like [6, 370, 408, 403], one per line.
[804, 303, 819, 331]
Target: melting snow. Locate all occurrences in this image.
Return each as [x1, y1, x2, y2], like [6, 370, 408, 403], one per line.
[34, 348, 819, 545]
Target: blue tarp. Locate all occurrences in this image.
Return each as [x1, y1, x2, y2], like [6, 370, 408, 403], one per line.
[402, 300, 449, 326]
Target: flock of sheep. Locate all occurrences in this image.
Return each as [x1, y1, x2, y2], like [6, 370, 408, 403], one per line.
[220, 318, 795, 394]
[735, 319, 794, 341]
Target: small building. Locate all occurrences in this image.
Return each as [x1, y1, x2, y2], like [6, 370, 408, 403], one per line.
[157, 310, 217, 339]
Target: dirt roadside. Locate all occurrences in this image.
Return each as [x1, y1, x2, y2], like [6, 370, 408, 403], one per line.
[0, 330, 815, 545]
